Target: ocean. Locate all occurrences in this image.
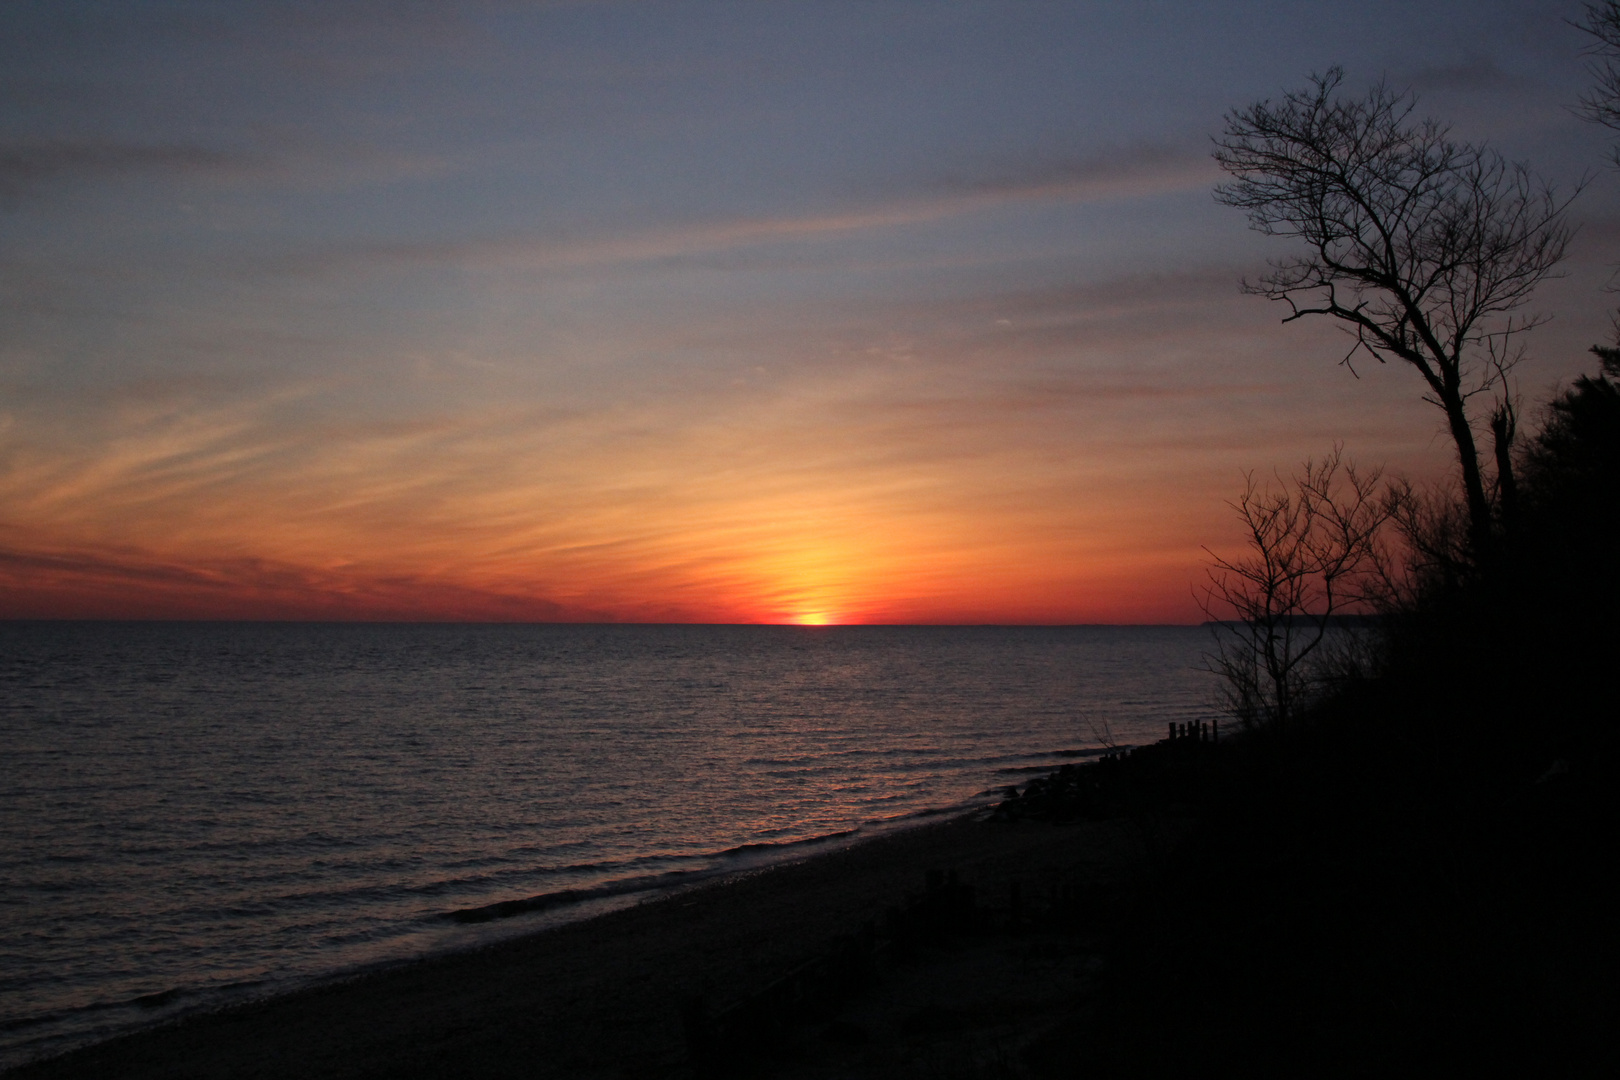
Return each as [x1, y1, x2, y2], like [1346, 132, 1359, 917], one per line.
[0, 622, 1215, 1070]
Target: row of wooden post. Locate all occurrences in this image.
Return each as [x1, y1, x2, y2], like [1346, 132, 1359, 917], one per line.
[1168, 719, 1218, 743]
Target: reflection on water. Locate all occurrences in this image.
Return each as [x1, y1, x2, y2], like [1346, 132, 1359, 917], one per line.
[0, 622, 1214, 1067]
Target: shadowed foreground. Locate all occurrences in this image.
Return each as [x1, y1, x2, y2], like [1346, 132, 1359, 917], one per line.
[15, 717, 1614, 1078]
[11, 814, 1145, 1079]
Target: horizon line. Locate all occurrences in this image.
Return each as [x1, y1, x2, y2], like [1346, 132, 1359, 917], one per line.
[0, 618, 1205, 628]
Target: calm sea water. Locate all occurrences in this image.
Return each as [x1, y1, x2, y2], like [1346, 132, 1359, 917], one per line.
[0, 622, 1215, 1069]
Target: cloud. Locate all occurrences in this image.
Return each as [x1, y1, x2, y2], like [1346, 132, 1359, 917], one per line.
[912, 266, 1250, 321]
[0, 538, 584, 621]
[0, 138, 252, 206]
[259, 146, 1221, 281]
[1403, 55, 1527, 94]
[926, 143, 1219, 202]
[0, 133, 467, 214]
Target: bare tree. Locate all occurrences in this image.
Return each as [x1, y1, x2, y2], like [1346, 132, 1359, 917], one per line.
[1200, 448, 1404, 729]
[1577, 1, 1620, 155]
[1213, 69, 1577, 551]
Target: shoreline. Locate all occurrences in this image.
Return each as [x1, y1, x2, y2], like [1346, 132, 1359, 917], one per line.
[8, 808, 1142, 1078]
[1, 798, 1017, 1074]
[3, 623, 1206, 1076]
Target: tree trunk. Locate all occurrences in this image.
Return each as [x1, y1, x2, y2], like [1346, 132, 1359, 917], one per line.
[1491, 404, 1519, 530]
[1442, 391, 1493, 550]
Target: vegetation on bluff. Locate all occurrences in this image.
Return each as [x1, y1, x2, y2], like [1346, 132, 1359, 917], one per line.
[1102, 66, 1620, 1075]
[1039, 47, 1620, 1073]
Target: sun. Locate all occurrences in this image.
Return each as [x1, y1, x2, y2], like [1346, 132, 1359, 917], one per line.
[793, 611, 836, 626]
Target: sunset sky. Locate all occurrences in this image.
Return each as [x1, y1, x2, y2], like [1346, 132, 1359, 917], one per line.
[2, 0, 1616, 624]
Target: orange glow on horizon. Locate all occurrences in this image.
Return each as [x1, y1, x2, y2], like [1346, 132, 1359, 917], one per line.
[0, 350, 1296, 628]
[0, 520, 1211, 624]
[0, 3, 1589, 630]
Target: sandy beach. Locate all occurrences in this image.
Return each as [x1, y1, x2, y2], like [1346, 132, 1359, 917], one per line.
[11, 812, 1148, 1079]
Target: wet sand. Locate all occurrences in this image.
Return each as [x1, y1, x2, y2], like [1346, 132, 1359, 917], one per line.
[11, 813, 1147, 1079]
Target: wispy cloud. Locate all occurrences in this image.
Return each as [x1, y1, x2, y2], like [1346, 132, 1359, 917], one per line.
[926, 143, 1218, 202]
[1403, 55, 1528, 93]
[0, 138, 251, 206]
[260, 144, 1220, 280]
[7, 2, 1579, 624]
[0, 341, 1267, 623]
[0, 537, 584, 621]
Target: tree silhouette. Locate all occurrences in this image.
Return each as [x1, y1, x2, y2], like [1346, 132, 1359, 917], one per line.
[1214, 69, 1576, 551]
[1200, 448, 1403, 728]
[1577, 1, 1620, 160]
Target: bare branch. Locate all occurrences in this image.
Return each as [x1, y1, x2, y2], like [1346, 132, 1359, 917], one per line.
[1200, 448, 1406, 728]
[1576, 2, 1620, 157]
[1214, 69, 1577, 544]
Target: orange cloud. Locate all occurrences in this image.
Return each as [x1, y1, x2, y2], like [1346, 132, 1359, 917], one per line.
[0, 259, 1458, 626]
